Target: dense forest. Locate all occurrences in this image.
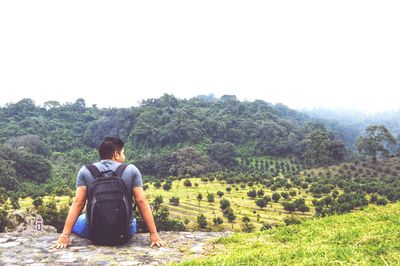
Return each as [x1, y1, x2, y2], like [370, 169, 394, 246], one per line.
[0, 94, 354, 195]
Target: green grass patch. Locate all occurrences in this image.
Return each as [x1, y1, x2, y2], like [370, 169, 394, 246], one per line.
[176, 202, 400, 265]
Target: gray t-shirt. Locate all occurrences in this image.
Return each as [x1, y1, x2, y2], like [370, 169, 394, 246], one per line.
[75, 159, 143, 198]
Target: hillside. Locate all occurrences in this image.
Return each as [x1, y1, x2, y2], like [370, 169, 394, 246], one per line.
[0, 95, 347, 196]
[177, 202, 400, 265]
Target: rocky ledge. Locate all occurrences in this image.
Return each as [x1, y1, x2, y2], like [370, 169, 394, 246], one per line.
[0, 231, 231, 265]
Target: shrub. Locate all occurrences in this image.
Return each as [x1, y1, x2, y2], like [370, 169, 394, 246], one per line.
[284, 216, 301, 226]
[169, 197, 179, 206]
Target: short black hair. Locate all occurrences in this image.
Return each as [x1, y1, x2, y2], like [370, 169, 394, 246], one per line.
[98, 137, 124, 160]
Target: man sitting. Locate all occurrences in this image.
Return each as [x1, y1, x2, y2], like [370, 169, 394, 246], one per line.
[53, 137, 164, 248]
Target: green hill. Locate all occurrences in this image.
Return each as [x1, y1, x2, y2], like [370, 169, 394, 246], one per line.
[177, 202, 400, 265]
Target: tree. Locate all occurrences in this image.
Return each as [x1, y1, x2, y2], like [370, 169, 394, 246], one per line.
[247, 189, 257, 198]
[0, 187, 8, 204]
[223, 207, 236, 223]
[0, 158, 19, 191]
[169, 197, 180, 206]
[207, 142, 237, 168]
[6, 135, 50, 157]
[242, 216, 250, 223]
[197, 213, 208, 229]
[197, 193, 203, 205]
[302, 129, 329, 166]
[9, 195, 20, 209]
[376, 197, 388, 206]
[169, 147, 212, 176]
[256, 198, 267, 210]
[33, 197, 44, 207]
[220, 199, 230, 210]
[257, 189, 265, 197]
[183, 179, 192, 188]
[357, 126, 396, 162]
[207, 193, 215, 203]
[213, 217, 223, 226]
[217, 191, 224, 198]
[14, 151, 52, 183]
[241, 221, 255, 233]
[162, 181, 172, 191]
[152, 196, 163, 212]
[0, 207, 8, 232]
[272, 192, 281, 202]
[260, 223, 273, 231]
[298, 204, 310, 213]
[282, 202, 296, 213]
[154, 181, 161, 189]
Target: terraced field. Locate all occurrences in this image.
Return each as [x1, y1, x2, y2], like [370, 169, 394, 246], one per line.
[144, 177, 314, 231]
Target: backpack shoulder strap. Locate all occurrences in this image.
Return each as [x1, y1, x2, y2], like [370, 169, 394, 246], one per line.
[114, 163, 129, 177]
[85, 164, 102, 179]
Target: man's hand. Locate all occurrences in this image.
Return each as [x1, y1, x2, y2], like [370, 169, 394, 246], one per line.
[52, 234, 70, 249]
[150, 232, 165, 248]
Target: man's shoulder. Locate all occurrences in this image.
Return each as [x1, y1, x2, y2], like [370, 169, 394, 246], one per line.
[124, 164, 140, 175]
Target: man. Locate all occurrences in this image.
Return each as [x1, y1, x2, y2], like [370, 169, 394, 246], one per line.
[53, 137, 164, 248]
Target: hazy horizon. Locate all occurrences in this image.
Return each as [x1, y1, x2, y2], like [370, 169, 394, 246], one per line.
[2, 94, 399, 115]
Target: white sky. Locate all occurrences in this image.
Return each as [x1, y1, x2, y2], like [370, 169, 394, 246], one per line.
[0, 1, 399, 112]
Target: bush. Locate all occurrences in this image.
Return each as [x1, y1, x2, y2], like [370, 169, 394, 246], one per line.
[154, 181, 161, 189]
[207, 193, 215, 203]
[197, 213, 208, 229]
[169, 197, 180, 206]
[152, 195, 164, 211]
[242, 216, 250, 223]
[260, 223, 272, 231]
[183, 179, 192, 188]
[272, 193, 281, 202]
[376, 197, 388, 206]
[284, 216, 301, 226]
[37, 200, 69, 232]
[241, 222, 255, 233]
[0, 205, 9, 232]
[220, 199, 231, 210]
[162, 182, 172, 191]
[247, 189, 257, 198]
[136, 205, 185, 232]
[213, 217, 223, 226]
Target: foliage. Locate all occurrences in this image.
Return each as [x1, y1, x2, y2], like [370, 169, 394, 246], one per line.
[197, 213, 208, 229]
[357, 125, 397, 162]
[241, 221, 255, 233]
[135, 204, 185, 232]
[36, 198, 69, 232]
[169, 197, 180, 206]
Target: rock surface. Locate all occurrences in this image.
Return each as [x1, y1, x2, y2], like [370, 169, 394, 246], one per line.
[0, 231, 231, 265]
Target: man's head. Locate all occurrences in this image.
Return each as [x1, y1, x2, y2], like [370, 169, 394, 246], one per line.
[98, 137, 125, 163]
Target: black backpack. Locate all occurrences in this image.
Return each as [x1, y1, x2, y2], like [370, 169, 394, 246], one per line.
[85, 163, 132, 246]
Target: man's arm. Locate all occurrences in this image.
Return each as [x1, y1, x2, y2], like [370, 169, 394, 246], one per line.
[132, 186, 165, 247]
[53, 186, 87, 249]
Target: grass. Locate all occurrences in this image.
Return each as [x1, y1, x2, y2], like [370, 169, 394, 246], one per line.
[176, 202, 400, 265]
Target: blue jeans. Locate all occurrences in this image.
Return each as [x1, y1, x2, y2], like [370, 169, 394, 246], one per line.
[72, 214, 137, 239]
